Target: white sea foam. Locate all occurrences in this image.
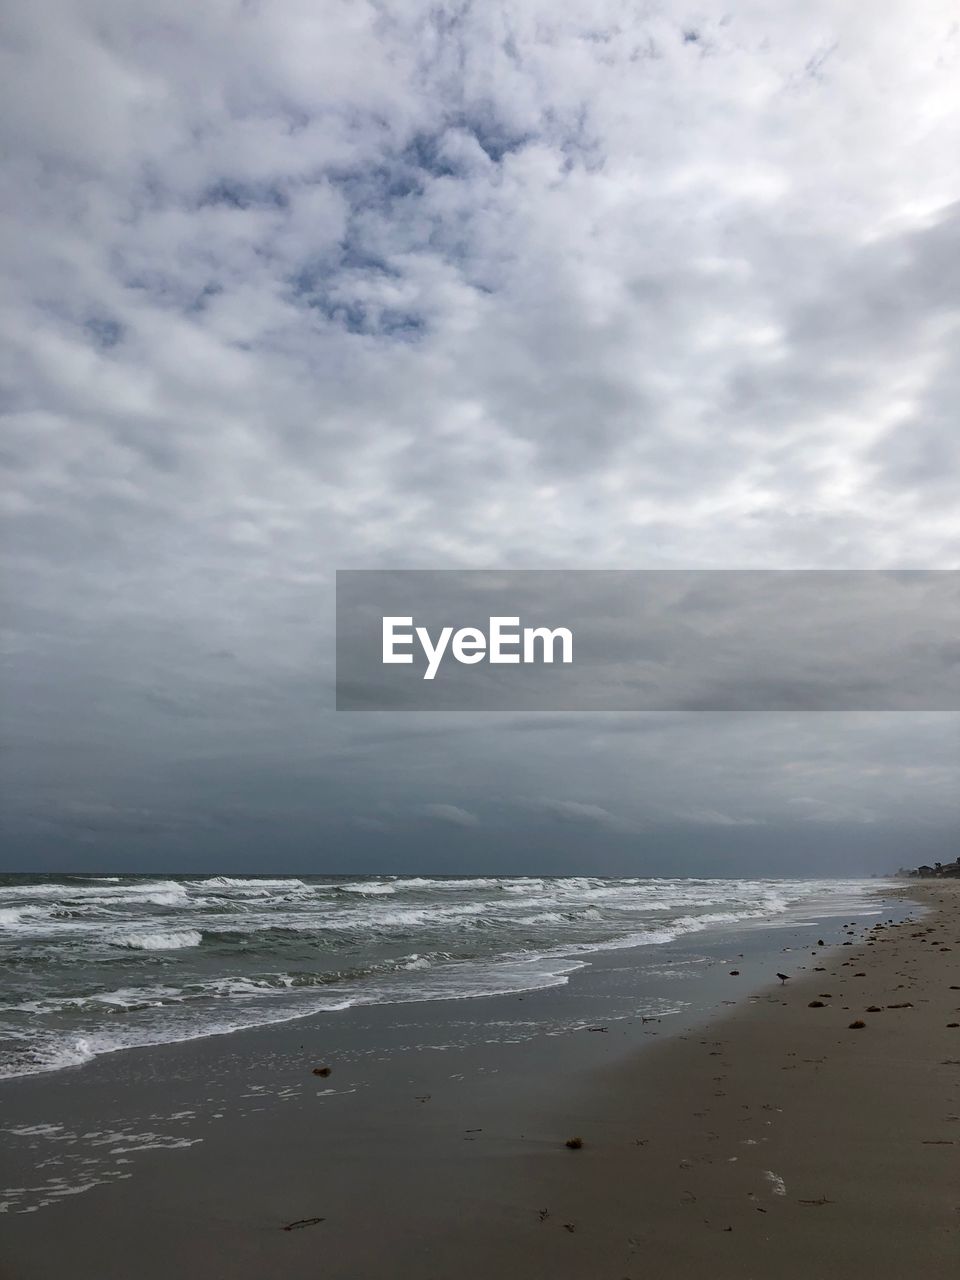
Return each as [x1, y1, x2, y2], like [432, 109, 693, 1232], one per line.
[395, 877, 504, 892]
[0, 879, 189, 905]
[0, 1035, 97, 1079]
[338, 880, 397, 895]
[115, 929, 203, 951]
[195, 876, 308, 893]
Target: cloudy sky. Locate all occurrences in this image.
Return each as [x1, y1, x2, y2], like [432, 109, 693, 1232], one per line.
[1, 1, 958, 874]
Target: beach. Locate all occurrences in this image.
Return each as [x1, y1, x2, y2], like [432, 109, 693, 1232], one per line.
[492, 878, 960, 1279]
[1, 880, 957, 1278]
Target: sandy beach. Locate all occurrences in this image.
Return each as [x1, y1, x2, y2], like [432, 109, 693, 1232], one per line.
[481, 879, 960, 1279]
[1, 881, 957, 1278]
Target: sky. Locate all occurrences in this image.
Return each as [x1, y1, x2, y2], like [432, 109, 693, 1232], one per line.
[1, 1, 958, 875]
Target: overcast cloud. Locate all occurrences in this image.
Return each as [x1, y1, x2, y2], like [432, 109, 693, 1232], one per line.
[1, 1, 958, 873]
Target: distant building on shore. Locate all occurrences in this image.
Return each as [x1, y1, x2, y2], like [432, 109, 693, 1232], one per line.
[900, 857, 960, 879]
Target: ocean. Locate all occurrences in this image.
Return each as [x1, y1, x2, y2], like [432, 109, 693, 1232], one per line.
[0, 873, 892, 1080]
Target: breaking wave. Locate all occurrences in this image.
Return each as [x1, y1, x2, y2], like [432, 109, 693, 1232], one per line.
[0, 873, 892, 1079]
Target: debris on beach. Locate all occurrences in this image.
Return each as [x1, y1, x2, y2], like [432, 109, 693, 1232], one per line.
[848, 1020, 867, 1029]
[565, 1136, 583, 1149]
[312, 1066, 332, 1077]
[282, 1217, 325, 1231]
[808, 1000, 826, 1008]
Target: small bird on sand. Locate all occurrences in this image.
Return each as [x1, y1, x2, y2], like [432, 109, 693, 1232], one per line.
[776, 973, 789, 984]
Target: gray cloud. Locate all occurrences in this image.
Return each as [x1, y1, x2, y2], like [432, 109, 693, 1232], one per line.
[420, 804, 480, 828]
[1, 2, 958, 872]
[535, 800, 635, 833]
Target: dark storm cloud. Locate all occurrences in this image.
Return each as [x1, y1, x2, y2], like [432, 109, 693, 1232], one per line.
[0, 2, 957, 870]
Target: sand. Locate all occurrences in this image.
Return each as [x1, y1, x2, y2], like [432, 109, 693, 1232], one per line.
[470, 879, 960, 1279]
[1, 883, 956, 1278]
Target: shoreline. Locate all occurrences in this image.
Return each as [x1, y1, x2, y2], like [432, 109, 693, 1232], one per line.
[2, 883, 956, 1277]
[0, 874, 884, 1084]
[485, 879, 959, 1279]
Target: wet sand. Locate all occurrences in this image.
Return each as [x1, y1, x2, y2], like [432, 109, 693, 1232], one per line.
[480, 879, 960, 1279]
[1, 883, 957, 1278]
